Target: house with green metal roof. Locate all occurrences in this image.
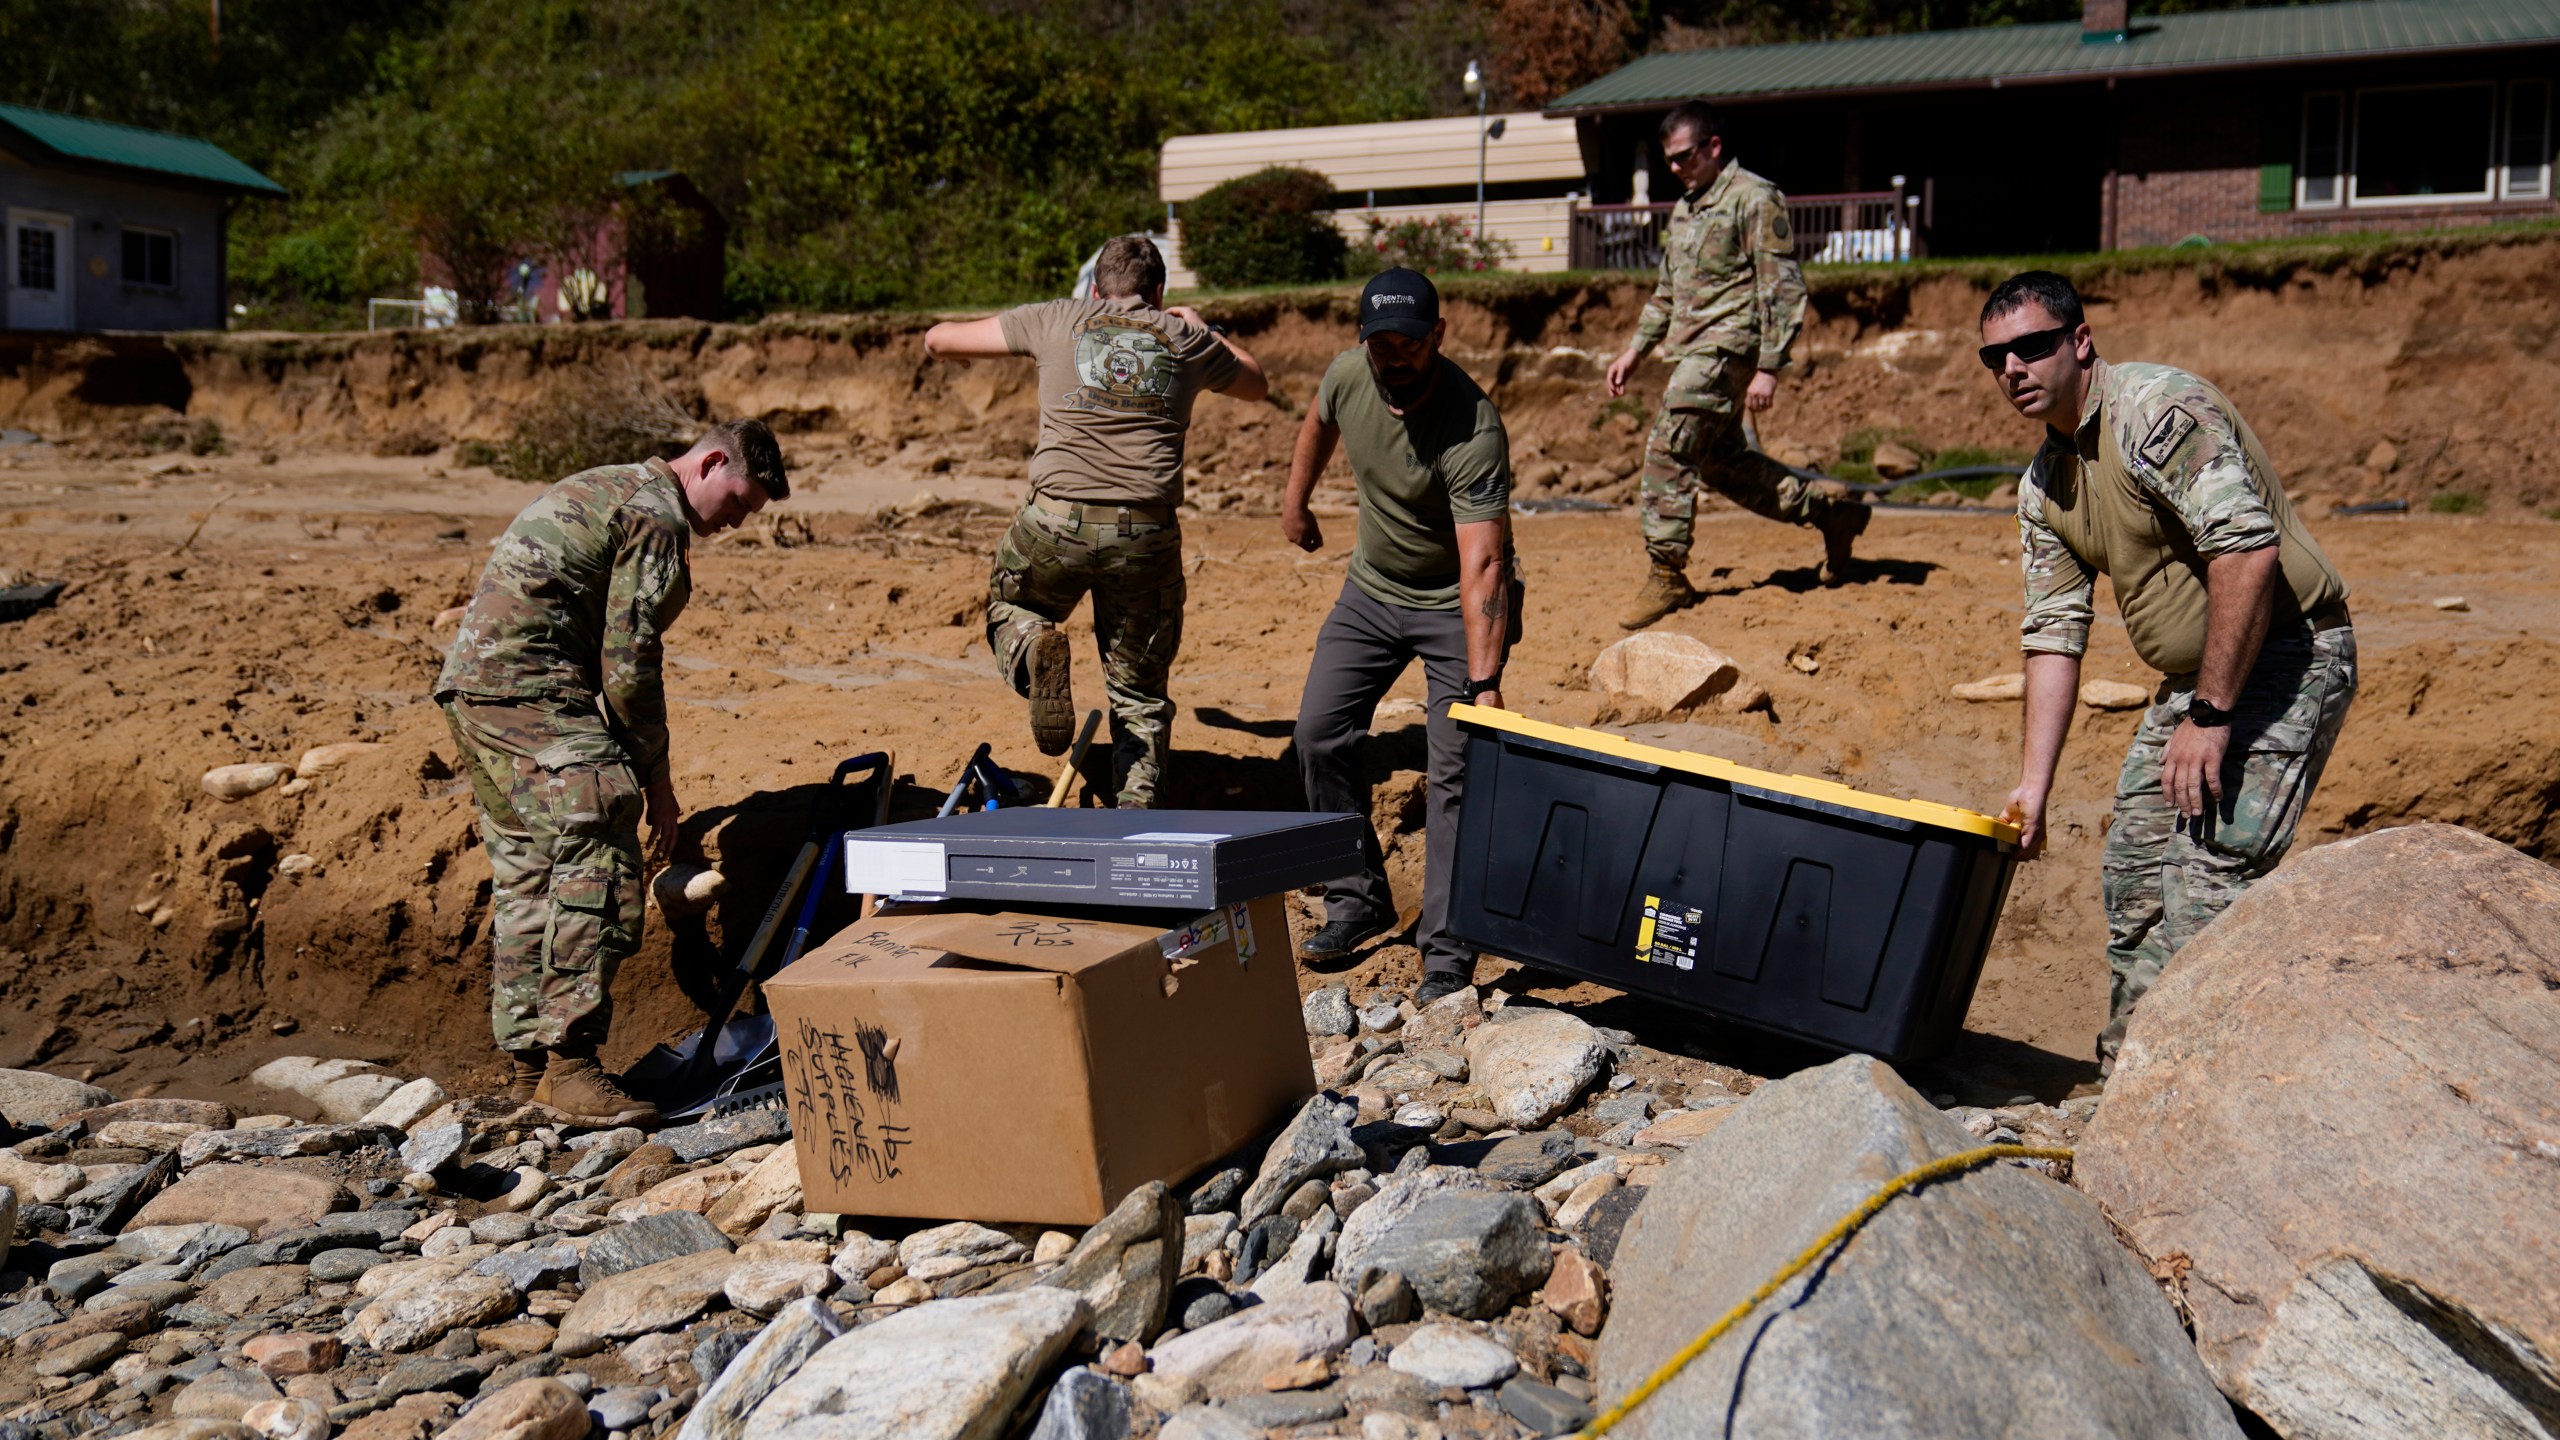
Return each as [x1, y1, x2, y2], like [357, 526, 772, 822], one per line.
[1545, 0, 2556, 258]
[0, 103, 284, 333]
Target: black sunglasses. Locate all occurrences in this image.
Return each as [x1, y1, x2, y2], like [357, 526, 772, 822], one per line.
[1978, 325, 2072, 371]
[1663, 144, 1702, 166]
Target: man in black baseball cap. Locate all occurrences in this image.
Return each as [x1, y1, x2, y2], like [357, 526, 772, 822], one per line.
[1281, 267, 1521, 1005]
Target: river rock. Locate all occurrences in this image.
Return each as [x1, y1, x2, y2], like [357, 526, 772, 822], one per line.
[1335, 1188, 1548, 1319]
[1590, 632, 1743, 714]
[705, 1143, 802, 1237]
[0, 1152, 86, 1205]
[655, 1107, 791, 1163]
[399, 1121, 467, 1176]
[354, 1270, 519, 1352]
[1388, 1323, 1518, 1390]
[581, 1210, 733, 1285]
[1465, 1009, 1608, 1130]
[129, 1165, 350, 1237]
[242, 1333, 341, 1377]
[1951, 672, 2024, 702]
[673, 1296, 845, 1440]
[1147, 1283, 1358, 1400]
[899, 1221, 1026, 1282]
[1303, 985, 1355, 1038]
[66, 1097, 234, 1130]
[239, 1398, 327, 1440]
[1027, 1366, 1130, 1440]
[0, 1068, 111, 1129]
[202, 763, 290, 801]
[1240, 1094, 1365, 1225]
[173, 1366, 283, 1420]
[441, 1377, 590, 1440]
[2079, 678, 2152, 710]
[558, 1249, 741, 1345]
[1040, 1181, 1182, 1345]
[746, 1287, 1090, 1439]
[1597, 1054, 2237, 1438]
[651, 864, 729, 917]
[725, 1260, 834, 1318]
[2079, 823, 2560, 1440]
[360, 1078, 450, 1131]
[295, 741, 385, 777]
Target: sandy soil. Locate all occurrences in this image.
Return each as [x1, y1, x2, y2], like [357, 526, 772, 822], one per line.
[0, 242, 2554, 1114]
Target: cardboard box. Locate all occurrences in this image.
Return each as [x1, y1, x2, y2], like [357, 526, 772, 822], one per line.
[766, 893, 1313, 1226]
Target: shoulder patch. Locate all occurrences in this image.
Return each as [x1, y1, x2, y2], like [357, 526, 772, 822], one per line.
[2136, 405, 2199, 468]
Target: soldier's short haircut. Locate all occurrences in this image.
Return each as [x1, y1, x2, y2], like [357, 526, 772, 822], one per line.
[1092, 236, 1168, 301]
[1982, 270, 2086, 331]
[1659, 101, 1726, 144]
[699, 418, 789, 500]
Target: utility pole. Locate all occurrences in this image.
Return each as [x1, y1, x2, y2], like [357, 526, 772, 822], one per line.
[1464, 60, 1487, 237]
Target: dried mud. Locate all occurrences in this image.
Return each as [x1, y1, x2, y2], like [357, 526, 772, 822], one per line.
[0, 237, 2554, 1115]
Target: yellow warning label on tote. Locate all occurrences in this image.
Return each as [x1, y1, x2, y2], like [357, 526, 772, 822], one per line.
[1638, 894, 1704, 971]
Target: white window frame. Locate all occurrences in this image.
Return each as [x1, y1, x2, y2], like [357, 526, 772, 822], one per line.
[2297, 90, 2345, 209]
[2349, 80, 2499, 208]
[119, 225, 179, 292]
[2505, 78, 2552, 201]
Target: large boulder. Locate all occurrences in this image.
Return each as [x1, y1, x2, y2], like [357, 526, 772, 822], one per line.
[1596, 1055, 2237, 1439]
[746, 1288, 1089, 1440]
[0, 1069, 113, 1130]
[2080, 824, 2560, 1440]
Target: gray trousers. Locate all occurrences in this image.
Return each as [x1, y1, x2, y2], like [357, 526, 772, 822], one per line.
[1294, 581, 1473, 977]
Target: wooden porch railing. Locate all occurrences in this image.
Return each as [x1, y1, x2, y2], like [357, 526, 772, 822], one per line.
[1570, 184, 1921, 270]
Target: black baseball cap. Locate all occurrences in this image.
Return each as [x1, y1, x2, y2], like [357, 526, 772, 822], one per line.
[1358, 268, 1439, 341]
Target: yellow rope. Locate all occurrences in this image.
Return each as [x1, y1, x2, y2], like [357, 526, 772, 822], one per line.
[1576, 1144, 2075, 1438]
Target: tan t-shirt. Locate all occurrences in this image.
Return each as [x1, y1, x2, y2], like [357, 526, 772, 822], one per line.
[999, 297, 1241, 506]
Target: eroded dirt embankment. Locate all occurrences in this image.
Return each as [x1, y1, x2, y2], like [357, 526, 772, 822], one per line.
[0, 234, 2554, 1107]
[4, 231, 2558, 518]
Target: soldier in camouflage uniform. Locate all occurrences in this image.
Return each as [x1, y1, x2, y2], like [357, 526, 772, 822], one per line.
[437, 419, 789, 1124]
[1980, 272, 2355, 1071]
[925, 236, 1266, 806]
[1606, 100, 1869, 630]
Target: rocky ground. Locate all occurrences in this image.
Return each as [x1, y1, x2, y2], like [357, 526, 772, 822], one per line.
[0, 974, 2094, 1440]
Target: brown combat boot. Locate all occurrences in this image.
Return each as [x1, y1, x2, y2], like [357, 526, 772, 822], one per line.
[1027, 626, 1075, 756]
[1816, 501, 1871, 586]
[534, 1052, 662, 1129]
[503, 1051, 546, 1103]
[1618, 560, 1700, 631]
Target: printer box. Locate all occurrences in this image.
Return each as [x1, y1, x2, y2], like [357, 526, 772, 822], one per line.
[765, 892, 1313, 1226]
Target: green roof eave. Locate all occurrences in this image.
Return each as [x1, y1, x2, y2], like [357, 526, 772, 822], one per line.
[0, 103, 286, 196]
[1545, 0, 2560, 114]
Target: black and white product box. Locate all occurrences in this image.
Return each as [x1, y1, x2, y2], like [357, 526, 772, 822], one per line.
[839, 809, 1367, 908]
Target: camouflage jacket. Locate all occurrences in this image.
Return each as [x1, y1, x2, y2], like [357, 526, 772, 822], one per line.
[436, 458, 692, 781]
[2019, 358, 2347, 674]
[1630, 162, 1807, 372]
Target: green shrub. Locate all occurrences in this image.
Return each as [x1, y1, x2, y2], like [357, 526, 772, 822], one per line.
[1355, 212, 1512, 274]
[454, 440, 502, 470]
[1180, 167, 1348, 289]
[187, 419, 227, 457]
[2429, 490, 2485, 515]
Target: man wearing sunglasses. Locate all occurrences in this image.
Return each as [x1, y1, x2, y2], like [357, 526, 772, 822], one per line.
[1980, 270, 2355, 1071]
[1605, 100, 1868, 630]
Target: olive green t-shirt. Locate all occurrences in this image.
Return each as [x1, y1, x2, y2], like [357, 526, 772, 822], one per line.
[1000, 297, 1241, 506]
[1314, 348, 1512, 611]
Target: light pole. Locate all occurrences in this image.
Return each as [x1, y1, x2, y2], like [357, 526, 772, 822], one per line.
[1464, 60, 1487, 237]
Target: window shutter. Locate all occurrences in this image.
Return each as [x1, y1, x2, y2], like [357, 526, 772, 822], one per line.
[2258, 161, 2294, 212]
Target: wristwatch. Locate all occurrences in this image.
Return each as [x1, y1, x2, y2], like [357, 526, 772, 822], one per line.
[1464, 674, 1503, 700]
[2186, 697, 2234, 728]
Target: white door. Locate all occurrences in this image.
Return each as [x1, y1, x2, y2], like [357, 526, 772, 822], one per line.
[8, 212, 73, 332]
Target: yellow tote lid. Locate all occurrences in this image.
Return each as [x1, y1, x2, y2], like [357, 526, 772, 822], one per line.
[1451, 704, 2022, 845]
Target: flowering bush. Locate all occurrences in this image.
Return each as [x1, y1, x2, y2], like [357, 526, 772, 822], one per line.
[1357, 213, 1514, 274]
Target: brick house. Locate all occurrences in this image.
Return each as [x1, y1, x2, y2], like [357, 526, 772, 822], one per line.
[1546, 0, 2557, 257]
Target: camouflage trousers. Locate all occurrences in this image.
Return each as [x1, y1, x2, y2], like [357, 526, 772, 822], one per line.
[442, 696, 647, 1054]
[985, 496, 1186, 808]
[1640, 353, 1844, 564]
[2099, 624, 2358, 1064]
